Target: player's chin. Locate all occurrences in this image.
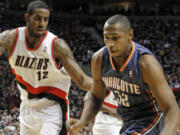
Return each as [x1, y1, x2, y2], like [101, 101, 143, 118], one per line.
[110, 52, 120, 58]
[35, 30, 45, 37]
[34, 33, 43, 38]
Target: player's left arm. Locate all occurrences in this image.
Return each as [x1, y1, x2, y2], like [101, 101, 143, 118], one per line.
[53, 38, 92, 91]
[139, 54, 180, 135]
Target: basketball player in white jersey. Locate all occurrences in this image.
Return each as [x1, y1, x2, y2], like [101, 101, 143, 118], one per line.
[0, 1, 92, 135]
[84, 91, 123, 135]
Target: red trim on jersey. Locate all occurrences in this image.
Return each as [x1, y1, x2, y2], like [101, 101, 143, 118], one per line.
[131, 113, 160, 135]
[25, 27, 48, 51]
[145, 89, 156, 113]
[12, 68, 69, 135]
[8, 28, 19, 60]
[11, 68, 67, 99]
[51, 37, 60, 69]
[103, 102, 117, 109]
[139, 113, 160, 134]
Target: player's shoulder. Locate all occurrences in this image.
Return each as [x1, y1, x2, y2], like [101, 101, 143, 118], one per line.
[139, 54, 158, 70]
[53, 37, 69, 52]
[92, 47, 105, 63]
[46, 30, 57, 38]
[133, 41, 153, 54]
[0, 28, 18, 50]
[91, 47, 104, 65]
[1, 28, 17, 38]
[53, 37, 74, 58]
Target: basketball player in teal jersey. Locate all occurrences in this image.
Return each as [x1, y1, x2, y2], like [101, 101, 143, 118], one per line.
[66, 15, 180, 135]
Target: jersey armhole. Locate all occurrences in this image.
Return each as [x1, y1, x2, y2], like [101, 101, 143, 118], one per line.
[101, 47, 107, 75]
[138, 53, 153, 88]
[8, 28, 19, 60]
[51, 37, 61, 69]
[105, 90, 111, 97]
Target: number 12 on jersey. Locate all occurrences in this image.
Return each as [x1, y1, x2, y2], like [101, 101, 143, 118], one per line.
[37, 71, 48, 81]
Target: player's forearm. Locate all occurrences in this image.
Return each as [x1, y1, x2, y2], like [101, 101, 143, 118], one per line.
[74, 76, 91, 91]
[80, 93, 103, 124]
[160, 108, 180, 135]
[81, 76, 93, 91]
[74, 73, 92, 91]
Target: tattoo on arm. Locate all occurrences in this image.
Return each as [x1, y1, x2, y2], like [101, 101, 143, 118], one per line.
[54, 38, 91, 90]
[0, 46, 6, 56]
[54, 38, 74, 60]
[0, 29, 16, 55]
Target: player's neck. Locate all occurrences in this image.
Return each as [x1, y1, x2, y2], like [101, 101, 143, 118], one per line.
[113, 43, 132, 68]
[26, 31, 44, 49]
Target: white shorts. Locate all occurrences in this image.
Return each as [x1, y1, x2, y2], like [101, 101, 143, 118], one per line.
[20, 121, 61, 135]
[93, 124, 121, 135]
[92, 112, 122, 135]
[19, 98, 68, 135]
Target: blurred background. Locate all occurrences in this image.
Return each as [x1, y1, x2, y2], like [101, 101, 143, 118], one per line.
[0, 0, 180, 134]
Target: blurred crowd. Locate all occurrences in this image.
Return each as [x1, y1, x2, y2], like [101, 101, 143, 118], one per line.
[1, 0, 180, 16]
[133, 19, 180, 89]
[0, 7, 180, 135]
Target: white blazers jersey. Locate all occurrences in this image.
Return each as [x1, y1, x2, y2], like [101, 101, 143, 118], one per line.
[8, 27, 71, 107]
[92, 91, 123, 135]
[94, 91, 123, 126]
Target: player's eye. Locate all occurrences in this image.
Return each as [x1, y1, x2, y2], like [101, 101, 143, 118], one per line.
[112, 37, 117, 41]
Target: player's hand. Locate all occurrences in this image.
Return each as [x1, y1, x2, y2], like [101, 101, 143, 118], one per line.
[66, 118, 85, 135]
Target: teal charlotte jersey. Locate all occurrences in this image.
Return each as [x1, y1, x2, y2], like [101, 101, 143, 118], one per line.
[101, 42, 163, 135]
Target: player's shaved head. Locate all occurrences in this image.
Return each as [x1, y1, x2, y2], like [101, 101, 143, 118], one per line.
[104, 14, 131, 32]
[27, 0, 49, 15]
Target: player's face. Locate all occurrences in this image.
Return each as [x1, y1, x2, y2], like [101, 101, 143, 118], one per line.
[104, 24, 132, 58]
[25, 8, 50, 38]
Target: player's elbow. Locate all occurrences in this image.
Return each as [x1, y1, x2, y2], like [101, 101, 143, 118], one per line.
[174, 108, 180, 125]
[75, 75, 91, 91]
[164, 105, 180, 121]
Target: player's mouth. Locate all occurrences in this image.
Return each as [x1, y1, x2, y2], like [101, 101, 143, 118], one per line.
[36, 29, 44, 34]
[110, 50, 117, 53]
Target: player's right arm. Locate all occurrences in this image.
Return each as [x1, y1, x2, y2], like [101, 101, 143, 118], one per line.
[84, 91, 122, 120]
[0, 29, 17, 56]
[66, 48, 107, 134]
[54, 38, 92, 91]
[100, 104, 122, 120]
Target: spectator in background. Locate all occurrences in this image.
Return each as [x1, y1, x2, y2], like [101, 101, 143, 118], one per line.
[0, 1, 180, 134]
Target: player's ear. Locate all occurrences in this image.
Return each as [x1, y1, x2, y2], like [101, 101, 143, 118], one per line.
[128, 29, 133, 41]
[24, 13, 30, 23]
